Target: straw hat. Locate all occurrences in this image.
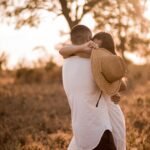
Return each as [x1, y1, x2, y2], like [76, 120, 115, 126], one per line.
[91, 48, 126, 96]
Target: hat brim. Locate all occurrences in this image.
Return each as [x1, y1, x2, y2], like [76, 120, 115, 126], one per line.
[91, 48, 121, 96]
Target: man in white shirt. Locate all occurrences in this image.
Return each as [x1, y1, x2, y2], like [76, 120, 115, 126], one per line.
[59, 25, 126, 150]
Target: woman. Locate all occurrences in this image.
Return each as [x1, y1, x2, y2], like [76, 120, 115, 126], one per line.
[92, 32, 116, 55]
[91, 32, 126, 150]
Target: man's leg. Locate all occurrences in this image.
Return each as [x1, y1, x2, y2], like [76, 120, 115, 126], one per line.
[93, 130, 117, 150]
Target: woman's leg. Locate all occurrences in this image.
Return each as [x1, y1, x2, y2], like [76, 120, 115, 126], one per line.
[92, 130, 117, 150]
[107, 101, 126, 150]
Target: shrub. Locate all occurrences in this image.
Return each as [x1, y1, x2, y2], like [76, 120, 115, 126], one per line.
[15, 68, 44, 83]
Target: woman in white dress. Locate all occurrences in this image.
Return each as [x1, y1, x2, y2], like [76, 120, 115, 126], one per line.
[60, 25, 126, 150]
[91, 32, 126, 150]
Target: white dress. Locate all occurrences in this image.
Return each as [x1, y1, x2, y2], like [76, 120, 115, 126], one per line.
[62, 56, 126, 150]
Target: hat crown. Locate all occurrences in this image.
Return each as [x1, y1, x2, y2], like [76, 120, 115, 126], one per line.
[91, 48, 127, 96]
[101, 55, 126, 83]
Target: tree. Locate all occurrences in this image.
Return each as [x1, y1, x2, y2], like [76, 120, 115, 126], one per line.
[93, 0, 150, 60]
[0, 0, 150, 61]
[0, 0, 100, 29]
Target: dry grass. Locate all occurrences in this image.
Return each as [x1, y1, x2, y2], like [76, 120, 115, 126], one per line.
[0, 64, 150, 150]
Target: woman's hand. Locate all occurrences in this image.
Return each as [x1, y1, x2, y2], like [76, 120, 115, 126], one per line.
[111, 93, 121, 104]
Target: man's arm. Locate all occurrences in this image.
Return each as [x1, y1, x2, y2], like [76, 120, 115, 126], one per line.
[59, 41, 98, 58]
[59, 45, 83, 58]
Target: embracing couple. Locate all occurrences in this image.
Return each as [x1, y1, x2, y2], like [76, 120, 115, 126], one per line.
[59, 25, 127, 150]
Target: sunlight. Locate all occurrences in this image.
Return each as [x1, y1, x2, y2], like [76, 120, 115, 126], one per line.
[0, 12, 96, 69]
[0, 14, 68, 69]
[124, 52, 147, 64]
[143, 0, 150, 19]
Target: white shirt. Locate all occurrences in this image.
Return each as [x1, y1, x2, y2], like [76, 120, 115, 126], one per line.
[62, 56, 126, 150]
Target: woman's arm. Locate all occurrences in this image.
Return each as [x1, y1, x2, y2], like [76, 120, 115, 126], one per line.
[119, 80, 127, 92]
[59, 41, 97, 58]
[111, 80, 127, 104]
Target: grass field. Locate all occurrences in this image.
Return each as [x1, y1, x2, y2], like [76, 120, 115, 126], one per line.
[0, 64, 150, 150]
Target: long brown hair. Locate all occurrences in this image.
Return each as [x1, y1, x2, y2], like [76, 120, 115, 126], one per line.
[92, 32, 116, 55]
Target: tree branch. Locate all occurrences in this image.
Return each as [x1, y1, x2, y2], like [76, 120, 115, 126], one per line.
[59, 0, 74, 29]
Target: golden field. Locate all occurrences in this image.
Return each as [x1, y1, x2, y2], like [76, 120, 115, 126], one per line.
[0, 64, 150, 150]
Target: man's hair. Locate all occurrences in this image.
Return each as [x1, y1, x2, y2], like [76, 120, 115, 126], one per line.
[92, 32, 116, 55]
[70, 25, 92, 45]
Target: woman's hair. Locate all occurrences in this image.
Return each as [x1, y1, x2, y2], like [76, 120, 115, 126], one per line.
[92, 32, 116, 55]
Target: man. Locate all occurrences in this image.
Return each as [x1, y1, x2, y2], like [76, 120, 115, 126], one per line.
[60, 25, 125, 150]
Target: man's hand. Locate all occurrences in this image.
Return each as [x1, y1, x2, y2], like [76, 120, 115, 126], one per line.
[77, 41, 98, 58]
[59, 41, 98, 59]
[82, 41, 98, 53]
[111, 93, 121, 104]
[88, 40, 99, 49]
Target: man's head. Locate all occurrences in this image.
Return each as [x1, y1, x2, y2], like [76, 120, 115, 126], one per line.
[92, 32, 116, 55]
[70, 25, 92, 45]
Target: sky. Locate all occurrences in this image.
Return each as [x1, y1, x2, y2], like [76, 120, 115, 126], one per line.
[0, 12, 95, 69]
[0, 1, 150, 69]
